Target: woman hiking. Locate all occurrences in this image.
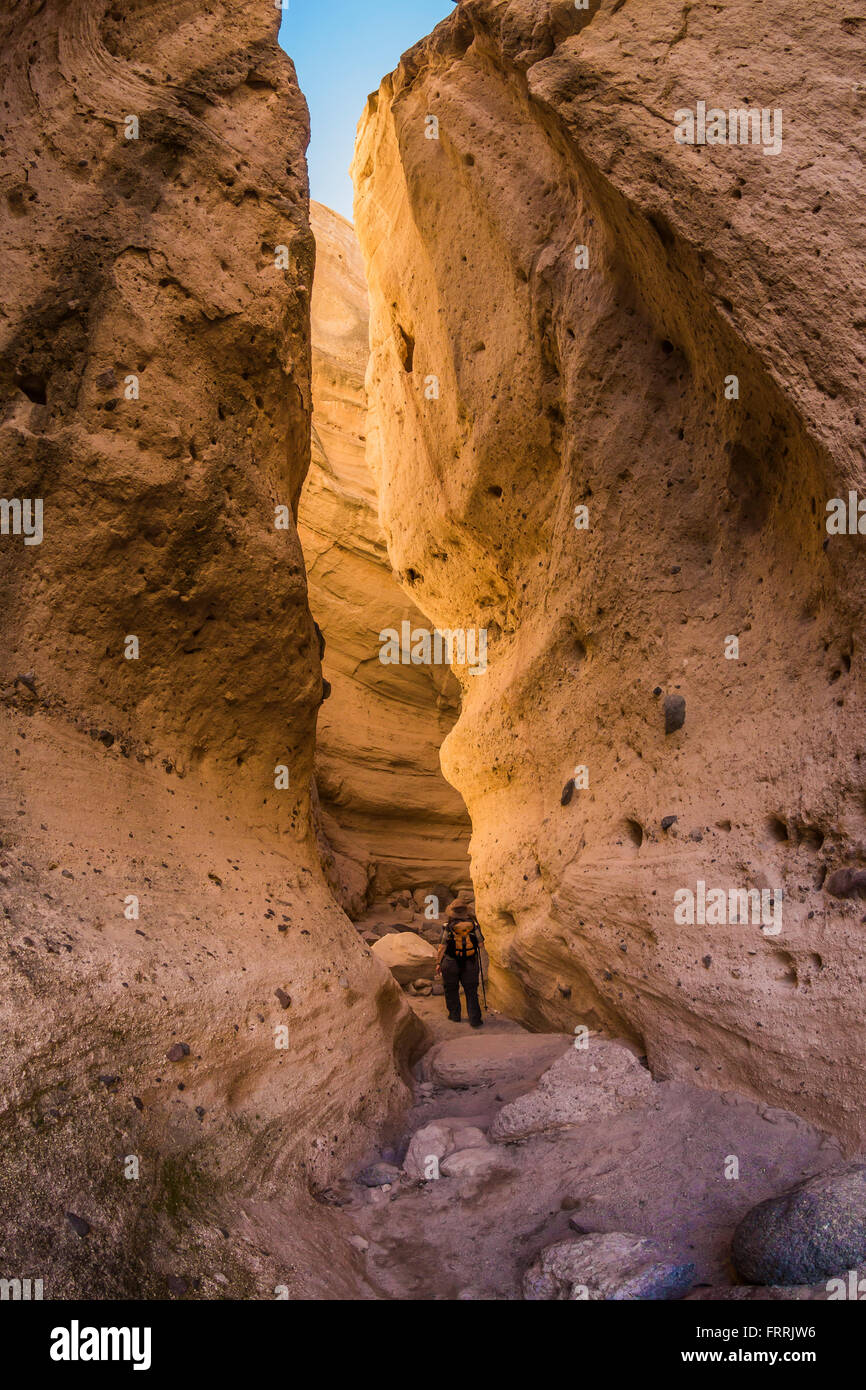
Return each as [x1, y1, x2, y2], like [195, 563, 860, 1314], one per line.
[435, 900, 485, 1027]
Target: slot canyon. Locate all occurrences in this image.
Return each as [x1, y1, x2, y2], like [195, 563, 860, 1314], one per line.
[1, 0, 865, 1310]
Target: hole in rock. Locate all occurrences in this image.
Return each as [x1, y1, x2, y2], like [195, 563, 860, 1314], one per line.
[396, 325, 415, 371]
[16, 372, 47, 403]
[767, 816, 789, 843]
[623, 819, 644, 849]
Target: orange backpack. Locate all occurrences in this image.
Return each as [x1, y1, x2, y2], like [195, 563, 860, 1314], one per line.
[448, 919, 477, 958]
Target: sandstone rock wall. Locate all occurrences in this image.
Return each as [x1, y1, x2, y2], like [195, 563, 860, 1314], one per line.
[300, 201, 471, 915]
[0, 0, 418, 1297]
[353, 0, 866, 1145]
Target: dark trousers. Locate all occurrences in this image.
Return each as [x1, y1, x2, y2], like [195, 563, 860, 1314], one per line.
[441, 953, 481, 1024]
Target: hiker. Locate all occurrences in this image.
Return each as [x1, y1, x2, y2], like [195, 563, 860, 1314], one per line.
[435, 902, 485, 1027]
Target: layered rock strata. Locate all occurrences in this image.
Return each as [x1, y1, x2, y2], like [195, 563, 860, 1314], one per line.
[0, 0, 417, 1297]
[353, 0, 866, 1145]
[300, 201, 471, 915]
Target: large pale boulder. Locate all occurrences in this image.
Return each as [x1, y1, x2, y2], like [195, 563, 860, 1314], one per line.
[353, 0, 866, 1146]
[440, 1148, 513, 1188]
[372, 931, 438, 984]
[403, 1115, 500, 1184]
[491, 1041, 654, 1141]
[402, 1119, 461, 1179]
[421, 1032, 573, 1087]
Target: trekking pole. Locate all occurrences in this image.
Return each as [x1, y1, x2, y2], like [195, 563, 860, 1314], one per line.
[478, 948, 488, 1010]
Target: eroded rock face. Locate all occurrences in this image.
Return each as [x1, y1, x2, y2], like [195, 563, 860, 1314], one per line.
[353, 0, 866, 1144]
[300, 202, 471, 915]
[0, 0, 418, 1298]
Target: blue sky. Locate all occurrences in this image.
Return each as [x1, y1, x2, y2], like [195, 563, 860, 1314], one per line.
[279, 0, 455, 222]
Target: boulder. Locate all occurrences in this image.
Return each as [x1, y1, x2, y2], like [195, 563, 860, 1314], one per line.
[732, 1166, 866, 1285]
[371, 931, 437, 985]
[448, 1125, 489, 1151]
[402, 1122, 456, 1180]
[421, 1031, 572, 1087]
[523, 1234, 695, 1301]
[402, 1118, 490, 1179]
[491, 1041, 653, 1140]
[440, 1147, 512, 1181]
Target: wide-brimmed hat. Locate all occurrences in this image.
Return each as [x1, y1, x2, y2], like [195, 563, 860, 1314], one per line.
[445, 899, 473, 921]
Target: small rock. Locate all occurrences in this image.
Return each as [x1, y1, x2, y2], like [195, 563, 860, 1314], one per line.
[166, 1042, 190, 1062]
[660, 815, 678, 831]
[66, 1212, 90, 1237]
[523, 1234, 695, 1301]
[663, 694, 686, 734]
[275, 988, 292, 1009]
[561, 781, 574, 806]
[167, 1275, 187, 1296]
[825, 868, 866, 900]
[98, 1074, 118, 1088]
[348, 1234, 369, 1254]
[357, 1162, 401, 1188]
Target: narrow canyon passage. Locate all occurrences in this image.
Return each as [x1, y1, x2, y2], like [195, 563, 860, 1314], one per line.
[0, 0, 865, 1314]
[297, 200, 473, 927]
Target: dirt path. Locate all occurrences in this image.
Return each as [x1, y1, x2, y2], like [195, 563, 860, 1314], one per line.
[332, 999, 847, 1300]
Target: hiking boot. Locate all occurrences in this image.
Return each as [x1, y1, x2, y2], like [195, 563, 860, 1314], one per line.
[470, 1018, 484, 1028]
[447, 1012, 461, 1023]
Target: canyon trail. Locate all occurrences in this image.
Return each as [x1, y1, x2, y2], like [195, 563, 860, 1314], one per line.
[0, 0, 864, 1303]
